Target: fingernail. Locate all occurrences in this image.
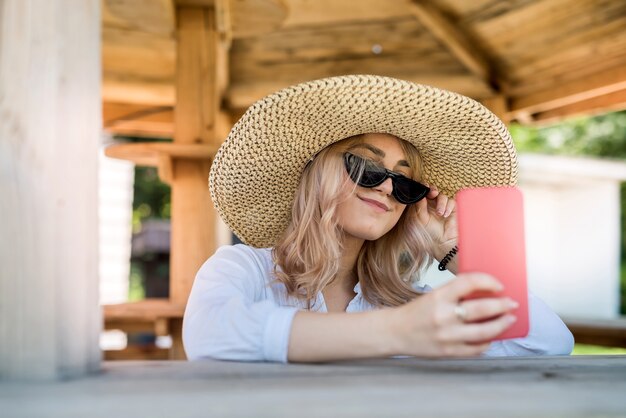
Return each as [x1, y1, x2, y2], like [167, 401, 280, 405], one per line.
[506, 315, 517, 324]
[506, 299, 519, 309]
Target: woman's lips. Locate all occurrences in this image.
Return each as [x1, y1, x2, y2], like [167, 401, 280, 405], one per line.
[358, 196, 389, 212]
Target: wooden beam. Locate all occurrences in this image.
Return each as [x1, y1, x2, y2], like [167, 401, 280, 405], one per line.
[480, 95, 510, 124]
[564, 318, 626, 348]
[104, 0, 175, 35]
[103, 102, 174, 137]
[534, 89, 626, 124]
[175, 7, 222, 144]
[227, 73, 494, 110]
[510, 66, 626, 116]
[104, 142, 217, 166]
[408, 0, 499, 91]
[102, 73, 175, 106]
[170, 5, 228, 359]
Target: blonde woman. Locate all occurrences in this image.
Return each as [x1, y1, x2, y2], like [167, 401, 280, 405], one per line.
[183, 75, 574, 362]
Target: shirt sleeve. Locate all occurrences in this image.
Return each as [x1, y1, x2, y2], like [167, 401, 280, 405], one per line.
[483, 291, 575, 356]
[182, 245, 299, 363]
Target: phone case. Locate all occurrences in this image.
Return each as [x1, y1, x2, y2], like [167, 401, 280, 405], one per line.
[456, 186, 529, 340]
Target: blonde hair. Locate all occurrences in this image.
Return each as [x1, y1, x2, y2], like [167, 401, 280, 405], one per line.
[272, 135, 436, 308]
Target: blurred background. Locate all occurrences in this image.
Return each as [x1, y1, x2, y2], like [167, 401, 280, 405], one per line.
[5, 0, 625, 369]
[98, 0, 626, 360]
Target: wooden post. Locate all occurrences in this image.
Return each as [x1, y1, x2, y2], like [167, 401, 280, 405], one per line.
[169, 6, 225, 358]
[0, 0, 101, 379]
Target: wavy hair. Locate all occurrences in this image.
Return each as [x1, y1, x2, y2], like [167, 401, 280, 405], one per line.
[272, 135, 436, 308]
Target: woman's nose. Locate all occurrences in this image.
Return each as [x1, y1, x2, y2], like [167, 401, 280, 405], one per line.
[374, 177, 393, 196]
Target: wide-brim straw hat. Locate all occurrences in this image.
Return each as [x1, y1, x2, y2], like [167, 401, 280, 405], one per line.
[210, 75, 518, 248]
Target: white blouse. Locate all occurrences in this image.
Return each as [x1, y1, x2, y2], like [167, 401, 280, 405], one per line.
[183, 244, 574, 362]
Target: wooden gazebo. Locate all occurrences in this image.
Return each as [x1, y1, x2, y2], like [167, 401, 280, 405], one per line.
[2, 0, 626, 381]
[99, 0, 626, 359]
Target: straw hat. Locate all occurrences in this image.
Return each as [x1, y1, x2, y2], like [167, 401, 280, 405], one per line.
[210, 75, 518, 248]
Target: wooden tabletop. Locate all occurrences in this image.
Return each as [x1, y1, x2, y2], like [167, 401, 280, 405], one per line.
[2, 356, 625, 417]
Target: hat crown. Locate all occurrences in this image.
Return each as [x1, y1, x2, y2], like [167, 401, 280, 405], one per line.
[210, 75, 517, 247]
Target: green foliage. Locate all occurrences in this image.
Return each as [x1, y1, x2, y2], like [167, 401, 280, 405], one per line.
[132, 167, 171, 233]
[572, 344, 626, 355]
[510, 110, 626, 158]
[117, 136, 173, 233]
[510, 111, 626, 315]
[128, 262, 146, 301]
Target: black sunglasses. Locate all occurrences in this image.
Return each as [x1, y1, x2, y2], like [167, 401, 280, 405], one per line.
[343, 152, 430, 205]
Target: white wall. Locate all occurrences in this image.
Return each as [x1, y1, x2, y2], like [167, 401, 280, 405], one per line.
[98, 139, 134, 305]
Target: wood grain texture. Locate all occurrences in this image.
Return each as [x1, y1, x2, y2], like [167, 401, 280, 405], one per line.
[0, 0, 101, 379]
[2, 357, 626, 416]
[100, 0, 626, 122]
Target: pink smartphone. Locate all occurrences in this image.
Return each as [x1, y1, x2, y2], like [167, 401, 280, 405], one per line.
[456, 186, 529, 340]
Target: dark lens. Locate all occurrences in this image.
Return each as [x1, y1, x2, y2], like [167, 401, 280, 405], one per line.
[344, 153, 387, 188]
[392, 177, 430, 204]
[359, 160, 387, 187]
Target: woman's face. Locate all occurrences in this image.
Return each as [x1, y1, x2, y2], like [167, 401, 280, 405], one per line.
[335, 133, 414, 242]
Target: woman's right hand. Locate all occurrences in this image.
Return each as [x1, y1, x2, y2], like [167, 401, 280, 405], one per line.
[387, 273, 519, 357]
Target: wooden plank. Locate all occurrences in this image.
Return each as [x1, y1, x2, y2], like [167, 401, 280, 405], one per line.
[230, 17, 446, 65]
[102, 73, 175, 106]
[534, 89, 626, 123]
[480, 95, 510, 124]
[104, 142, 217, 166]
[4, 358, 626, 417]
[103, 102, 174, 137]
[564, 317, 626, 348]
[0, 0, 101, 380]
[472, 0, 625, 59]
[104, 318, 171, 336]
[104, 346, 170, 361]
[281, 0, 414, 28]
[227, 73, 494, 110]
[102, 299, 185, 321]
[408, 0, 497, 89]
[500, 17, 626, 83]
[510, 66, 626, 115]
[102, 26, 175, 80]
[175, 7, 221, 144]
[103, 0, 175, 35]
[104, 319, 160, 334]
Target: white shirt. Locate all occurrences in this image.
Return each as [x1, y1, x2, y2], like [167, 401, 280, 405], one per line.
[183, 244, 574, 362]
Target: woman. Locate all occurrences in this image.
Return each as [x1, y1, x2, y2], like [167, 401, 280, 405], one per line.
[183, 75, 574, 362]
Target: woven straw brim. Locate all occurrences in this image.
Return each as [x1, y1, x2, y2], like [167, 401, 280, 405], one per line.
[210, 75, 518, 248]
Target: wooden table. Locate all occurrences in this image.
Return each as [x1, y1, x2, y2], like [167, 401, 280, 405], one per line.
[2, 356, 625, 417]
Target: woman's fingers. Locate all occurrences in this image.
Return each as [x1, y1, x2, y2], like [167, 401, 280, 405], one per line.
[443, 198, 455, 217]
[453, 314, 517, 344]
[443, 273, 504, 301]
[458, 297, 518, 323]
[435, 194, 448, 216]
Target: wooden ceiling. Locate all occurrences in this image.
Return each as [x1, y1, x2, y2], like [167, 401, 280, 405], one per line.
[103, 0, 626, 138]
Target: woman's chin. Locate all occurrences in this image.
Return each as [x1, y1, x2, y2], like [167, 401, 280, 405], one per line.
[346, 226, 392, 242]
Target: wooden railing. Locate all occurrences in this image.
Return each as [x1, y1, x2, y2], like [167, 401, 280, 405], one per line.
[564, 317, 626, 348]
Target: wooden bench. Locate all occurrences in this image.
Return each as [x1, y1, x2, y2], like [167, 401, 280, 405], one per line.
[103, 299, 186, 360]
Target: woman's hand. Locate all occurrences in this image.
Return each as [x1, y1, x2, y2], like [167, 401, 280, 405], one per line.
[385, 273, 518, 357]
[415, 184, 458, 261]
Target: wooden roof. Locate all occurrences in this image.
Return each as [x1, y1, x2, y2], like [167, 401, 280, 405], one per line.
[103, 0, 626, 137]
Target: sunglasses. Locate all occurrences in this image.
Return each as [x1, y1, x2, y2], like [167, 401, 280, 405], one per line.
[343, 152, 430, 205]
